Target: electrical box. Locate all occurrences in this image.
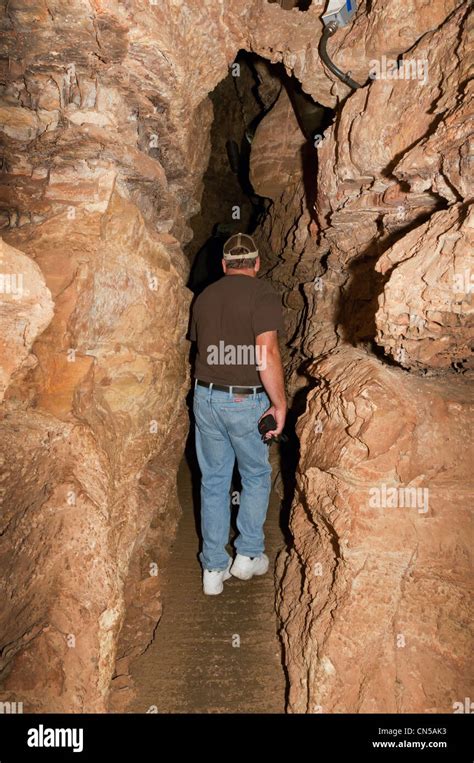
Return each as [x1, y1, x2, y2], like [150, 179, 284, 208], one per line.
[322, 0, 357, 28]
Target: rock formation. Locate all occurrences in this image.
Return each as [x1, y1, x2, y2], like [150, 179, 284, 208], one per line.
[277, 347, 473, 712]
[249, 1, 473, 713]
[0, 0, 471, 713]
[0, 0, 200, 712]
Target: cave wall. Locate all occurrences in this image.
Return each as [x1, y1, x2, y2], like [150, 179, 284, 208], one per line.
[0, 0, 251, 712]
[0, 0, 471, 713]
[0, 0, 334, 715]
[248, 1, 473, 712]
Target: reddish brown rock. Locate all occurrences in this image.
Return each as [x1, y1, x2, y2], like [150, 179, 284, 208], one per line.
[0, 192, 191, 712]
[249, 86, 305, 201]
[277, 347, 473, 713]
[0, 0, 218, 712]
[375, 204, 473, 371]
[0, 238, 54, 401]
[247, 0, 473, 714]
[248, 0, 464, 106]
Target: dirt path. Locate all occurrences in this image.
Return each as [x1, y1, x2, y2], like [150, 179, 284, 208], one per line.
[127, 453, 287, 713]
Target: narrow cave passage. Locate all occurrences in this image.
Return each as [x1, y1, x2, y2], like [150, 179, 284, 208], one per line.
[120, 51, 336, 713]
[122, 52, 303, 714]
[127, 452, 286, 713]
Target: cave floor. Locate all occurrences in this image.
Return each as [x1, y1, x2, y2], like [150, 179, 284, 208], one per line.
[126, 453, 287, 713]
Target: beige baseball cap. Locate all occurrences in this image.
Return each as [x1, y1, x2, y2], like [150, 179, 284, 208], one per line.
[223, 232, 259, 260]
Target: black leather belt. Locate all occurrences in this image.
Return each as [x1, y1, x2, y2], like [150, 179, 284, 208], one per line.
[196, 379, 264, 395]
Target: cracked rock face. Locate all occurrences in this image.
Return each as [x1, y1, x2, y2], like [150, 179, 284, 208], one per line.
[375, 204, 473, 371]
[0, 192, 191, 712]
[277, 348, 472, 712]
[250, 85, 305, 201]
[0, 0, 210, 710]
[248, 1, 472, 712]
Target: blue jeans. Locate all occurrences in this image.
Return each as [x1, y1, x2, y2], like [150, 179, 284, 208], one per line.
[193, 380, 272, 571]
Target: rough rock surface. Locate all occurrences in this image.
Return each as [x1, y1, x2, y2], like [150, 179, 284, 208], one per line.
[249, 86, 306, 202]
[0, 192, 191, 712]
[277, 348, 473, 713]
[375, 204, 473, 372]
[247, 1, 473, 713]
[0, 238, 54, 401]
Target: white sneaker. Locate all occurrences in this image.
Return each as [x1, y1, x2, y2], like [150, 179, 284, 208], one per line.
[230, 553, 269, 580]
[203, 560, 232, 595]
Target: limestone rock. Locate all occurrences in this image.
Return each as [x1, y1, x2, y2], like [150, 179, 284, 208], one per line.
[375, 204, 474, 371]
[315, 3, 471, 263]
[248, 0, 464, 107]
[250, 0, 474, 715]
[0, 193, 191, 712]
[0, 238, 54, 401]
[249, 86, 305, 201]
[277, 347, 473, 713]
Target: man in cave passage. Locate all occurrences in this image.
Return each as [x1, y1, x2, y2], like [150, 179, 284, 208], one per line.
[189, 233, 287, 595]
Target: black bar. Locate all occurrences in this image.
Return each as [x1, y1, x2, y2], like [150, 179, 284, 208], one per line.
[0, 713, 470, 761]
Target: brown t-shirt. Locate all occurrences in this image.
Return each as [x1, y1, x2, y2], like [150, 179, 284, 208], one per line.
[189, 274, 284, 386]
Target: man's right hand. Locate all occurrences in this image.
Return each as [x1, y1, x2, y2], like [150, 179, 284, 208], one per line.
[256, 329, 287, 441]
[259, 405, 286, 441]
